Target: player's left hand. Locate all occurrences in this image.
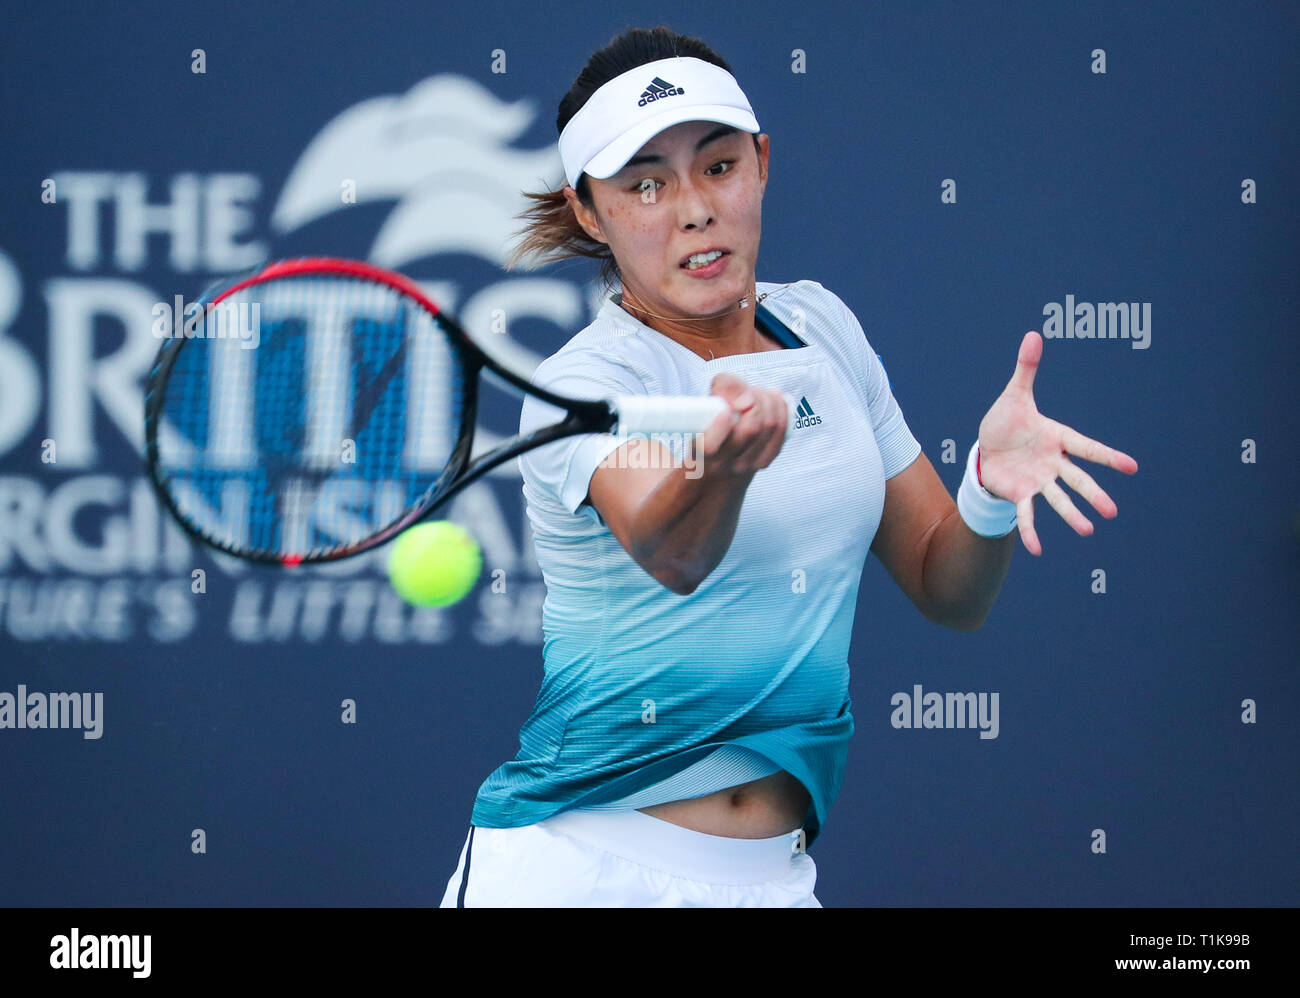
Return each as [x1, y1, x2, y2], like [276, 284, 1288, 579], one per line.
[976, 331, 1139, 556]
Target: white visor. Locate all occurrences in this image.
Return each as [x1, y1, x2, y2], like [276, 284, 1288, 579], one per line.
[558, 56, 760, 190]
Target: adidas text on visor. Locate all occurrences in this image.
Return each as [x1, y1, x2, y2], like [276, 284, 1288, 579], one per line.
[558, 56, 761, 190]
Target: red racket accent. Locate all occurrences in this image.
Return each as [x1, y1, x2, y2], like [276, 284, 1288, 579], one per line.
[206, 257, 445, 318]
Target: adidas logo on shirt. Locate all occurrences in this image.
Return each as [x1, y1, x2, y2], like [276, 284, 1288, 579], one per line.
[794, 396, 822, 429]
[638, 77, 685, 106]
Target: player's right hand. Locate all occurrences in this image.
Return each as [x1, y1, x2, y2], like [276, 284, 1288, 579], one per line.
[697, 372, 790, 475]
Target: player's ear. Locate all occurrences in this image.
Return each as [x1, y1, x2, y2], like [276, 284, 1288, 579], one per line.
[754, 133, 770, 187]
[564, 184, 607, 246]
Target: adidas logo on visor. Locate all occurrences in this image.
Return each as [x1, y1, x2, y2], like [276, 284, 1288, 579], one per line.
[638, 76, 685, 107]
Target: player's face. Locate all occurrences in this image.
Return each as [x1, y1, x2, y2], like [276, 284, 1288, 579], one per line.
[576, 120, 769, 317]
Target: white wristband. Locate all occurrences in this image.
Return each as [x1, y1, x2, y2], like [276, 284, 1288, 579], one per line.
[957, 441, 1018, 538]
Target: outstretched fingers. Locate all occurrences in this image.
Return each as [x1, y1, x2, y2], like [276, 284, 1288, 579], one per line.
[1016, 495, 1042, 556]
[1057, 456, 1118, 518]
[1061, 423, 1139, 475]
[1042, 479, 1093, 536]
[1006, 331, 1043, 397]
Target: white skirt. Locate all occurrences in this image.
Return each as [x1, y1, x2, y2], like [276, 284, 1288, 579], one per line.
[439, 807, 820, 908]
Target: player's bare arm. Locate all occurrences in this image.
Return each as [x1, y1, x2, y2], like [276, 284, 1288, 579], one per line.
[589, 372, 788, 594]
[871, 330, 1139, 630]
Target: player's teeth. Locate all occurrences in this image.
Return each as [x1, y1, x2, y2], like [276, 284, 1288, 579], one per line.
[685, 251, 723, 269]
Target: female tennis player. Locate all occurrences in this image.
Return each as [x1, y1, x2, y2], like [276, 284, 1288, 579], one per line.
[439, 26, 1137, 907]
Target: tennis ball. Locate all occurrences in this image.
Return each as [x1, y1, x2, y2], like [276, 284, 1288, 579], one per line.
[386, 521, 482, 607]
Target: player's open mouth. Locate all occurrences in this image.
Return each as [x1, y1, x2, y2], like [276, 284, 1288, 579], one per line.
[679, 249, 729, 277]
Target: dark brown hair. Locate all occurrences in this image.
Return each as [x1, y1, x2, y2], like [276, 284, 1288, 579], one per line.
[504, 26, 761, 294]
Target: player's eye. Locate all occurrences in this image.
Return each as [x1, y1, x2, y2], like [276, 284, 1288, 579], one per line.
[630, 162, 734, 193]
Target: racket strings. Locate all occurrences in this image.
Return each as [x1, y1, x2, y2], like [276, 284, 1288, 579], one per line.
[155, 274, 468, 558]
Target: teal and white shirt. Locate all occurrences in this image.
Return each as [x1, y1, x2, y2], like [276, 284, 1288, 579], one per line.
[469, 280, 922, 845]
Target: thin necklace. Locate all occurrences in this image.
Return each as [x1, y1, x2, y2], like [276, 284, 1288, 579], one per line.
[614, 284, 791, 323]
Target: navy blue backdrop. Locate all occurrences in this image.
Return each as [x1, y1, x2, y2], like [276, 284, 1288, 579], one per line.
[1, 0, 1296, 907]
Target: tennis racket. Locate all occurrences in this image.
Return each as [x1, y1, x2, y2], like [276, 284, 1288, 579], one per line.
[144, 257, 794, 566]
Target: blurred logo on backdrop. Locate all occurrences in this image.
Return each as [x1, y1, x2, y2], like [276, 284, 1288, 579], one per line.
[0, 76, 596, 646]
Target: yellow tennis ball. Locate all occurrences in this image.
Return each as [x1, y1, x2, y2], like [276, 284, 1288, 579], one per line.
[386, 521, 482, 607]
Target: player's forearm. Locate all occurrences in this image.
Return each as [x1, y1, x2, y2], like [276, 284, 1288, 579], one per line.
[918, 510, 1017, 630]
[628, 465, 755, 595]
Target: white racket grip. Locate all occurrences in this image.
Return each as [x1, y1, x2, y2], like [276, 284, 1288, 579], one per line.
[612, 391, 797, 436]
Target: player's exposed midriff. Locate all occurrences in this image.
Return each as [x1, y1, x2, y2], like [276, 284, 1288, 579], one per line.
[637, 768, 811, 838]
